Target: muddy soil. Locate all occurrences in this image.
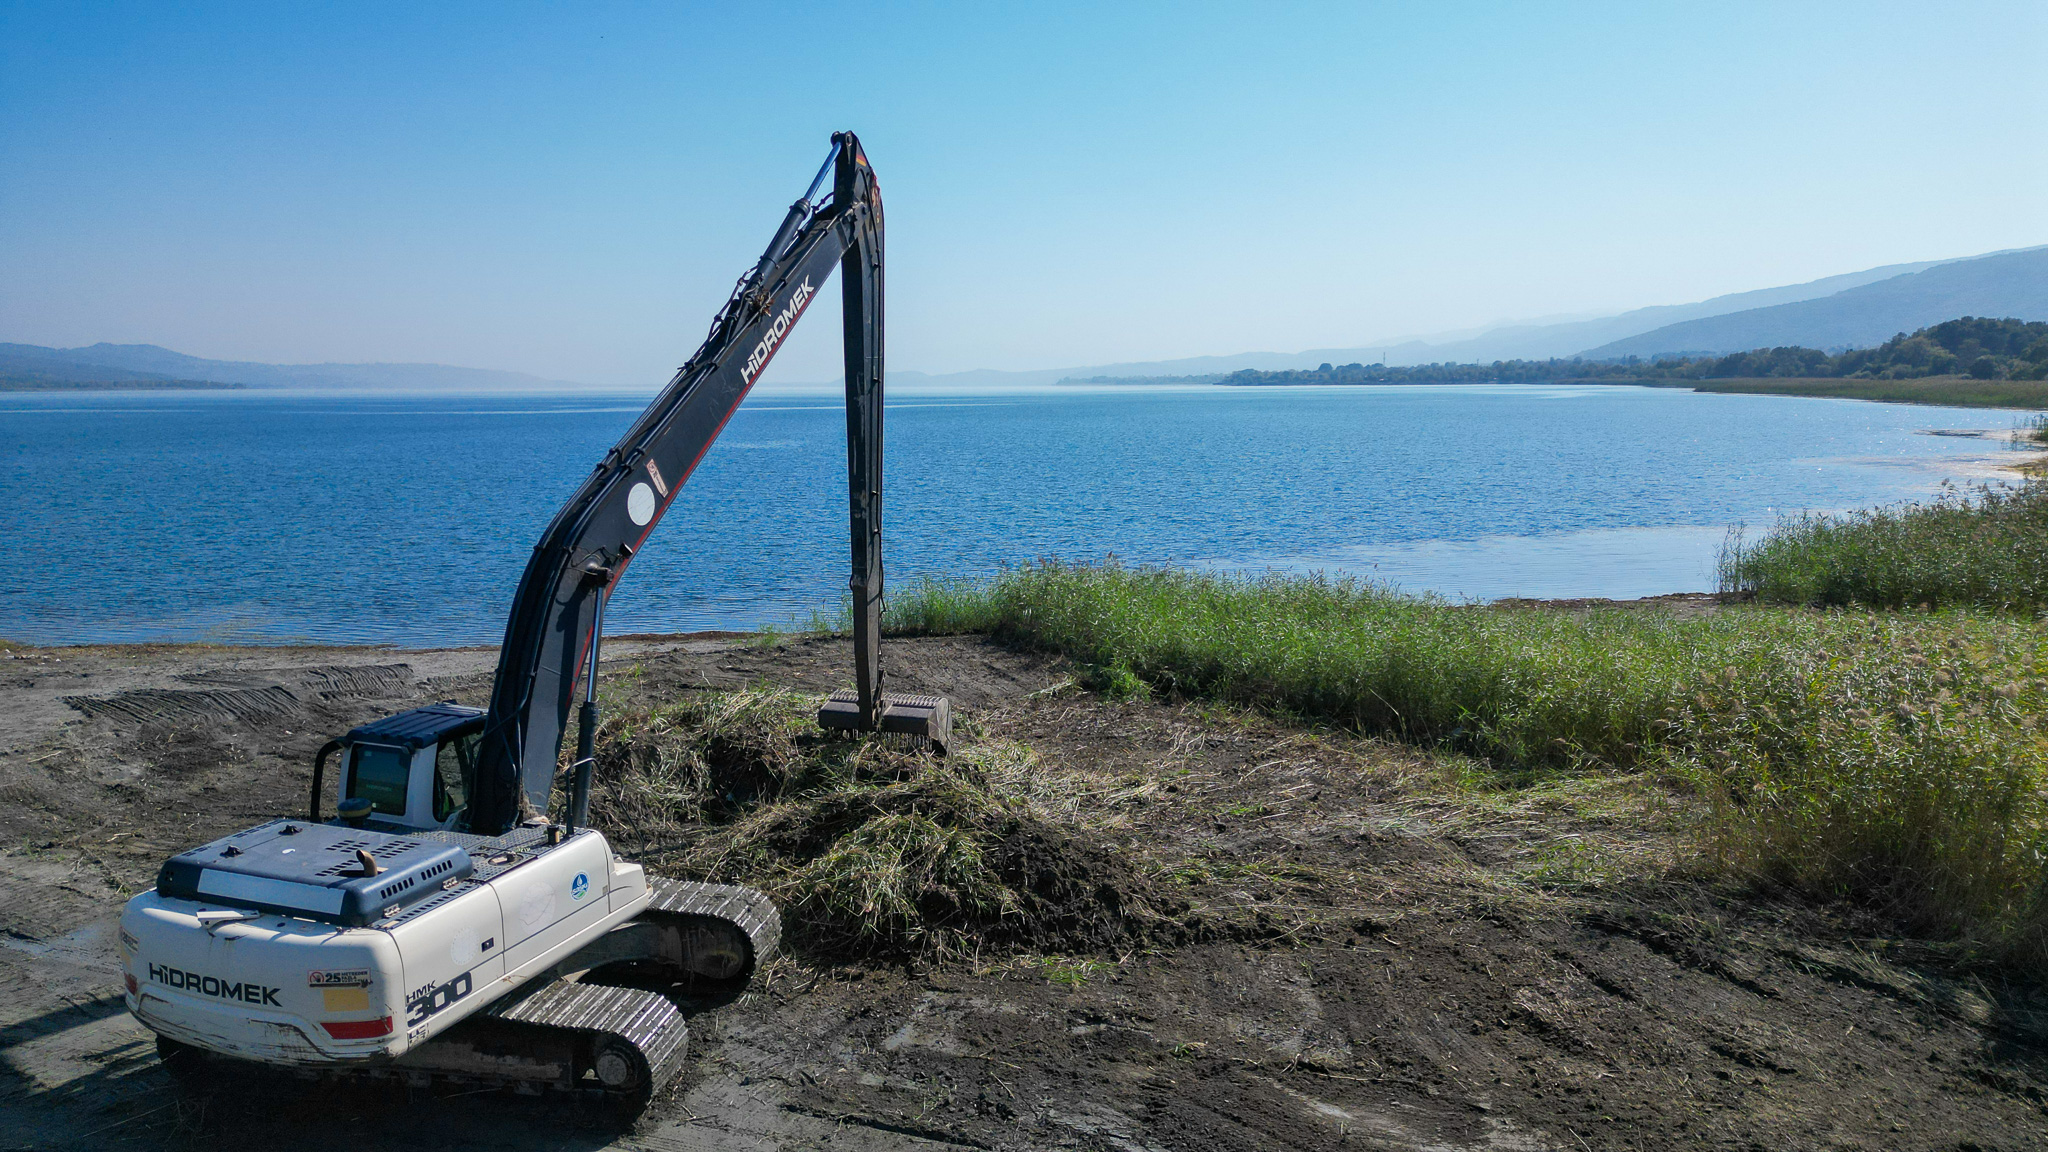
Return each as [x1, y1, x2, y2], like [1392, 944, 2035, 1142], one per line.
[2, 633, 2045, 1151]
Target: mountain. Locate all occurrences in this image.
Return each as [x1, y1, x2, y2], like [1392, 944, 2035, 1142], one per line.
[857, 249, 2025, 389]
[1581, 247, 2048, 360]
[18, 245, 2046, 393]
[0, 344, 210, 387]
[0, 342, 590, 391]
[1367, 257, 1966, 365]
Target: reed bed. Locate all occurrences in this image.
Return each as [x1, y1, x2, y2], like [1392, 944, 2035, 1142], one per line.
[883, 564, 2048, 964]
[1718, 478, 2048, 612]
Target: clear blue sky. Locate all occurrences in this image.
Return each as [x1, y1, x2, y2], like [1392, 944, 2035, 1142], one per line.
[3, 2, 2043, 384]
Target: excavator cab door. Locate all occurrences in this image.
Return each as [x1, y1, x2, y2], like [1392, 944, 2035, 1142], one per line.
[330, 703, 488, 832]
[433, 728, 480, 825]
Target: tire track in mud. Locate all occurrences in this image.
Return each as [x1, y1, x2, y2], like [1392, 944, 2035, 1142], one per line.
[63, 685, 302, 725]
[61, 663, 417, 725]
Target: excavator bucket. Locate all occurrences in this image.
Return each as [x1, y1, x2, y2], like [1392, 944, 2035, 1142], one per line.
[811, 130, 945, 756]
[816, 691, 951, 753]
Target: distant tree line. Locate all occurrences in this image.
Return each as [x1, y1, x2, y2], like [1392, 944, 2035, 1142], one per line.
[1217, 317, 2048, 386]
[0, 371, 241, 392]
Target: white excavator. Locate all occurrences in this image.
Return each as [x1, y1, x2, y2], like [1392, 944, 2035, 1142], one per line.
[117, 133, 948, 1111]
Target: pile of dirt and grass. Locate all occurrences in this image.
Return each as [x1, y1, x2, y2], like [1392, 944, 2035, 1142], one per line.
[587, 689, 1186, 961]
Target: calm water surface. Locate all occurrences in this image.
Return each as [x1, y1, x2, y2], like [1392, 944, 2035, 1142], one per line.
[0, 383, 2027, 645]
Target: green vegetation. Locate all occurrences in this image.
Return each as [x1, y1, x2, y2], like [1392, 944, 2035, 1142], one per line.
[881, 563, 2048, 965]
[1684, 376, 2048, 409]
[1218, 317, 2048, 399]
[1721, 479, 2048, 612]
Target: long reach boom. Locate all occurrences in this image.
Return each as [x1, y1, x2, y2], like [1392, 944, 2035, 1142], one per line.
[467, 131, 928, 834]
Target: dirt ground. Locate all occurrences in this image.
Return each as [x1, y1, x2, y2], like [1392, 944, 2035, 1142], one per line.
[2, 631, 2046, 1151]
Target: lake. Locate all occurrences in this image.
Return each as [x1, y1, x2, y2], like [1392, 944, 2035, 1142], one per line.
[0, 383, 2029, 646]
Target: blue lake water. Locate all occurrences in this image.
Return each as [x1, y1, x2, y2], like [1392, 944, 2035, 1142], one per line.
[0, 383, 2031, 646]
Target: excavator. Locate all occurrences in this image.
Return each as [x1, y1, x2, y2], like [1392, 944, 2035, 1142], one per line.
[116, 132, 947, 1112]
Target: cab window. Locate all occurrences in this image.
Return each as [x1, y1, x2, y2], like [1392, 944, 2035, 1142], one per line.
[346, 744, 411, 816]
[434, 730, 480, 822]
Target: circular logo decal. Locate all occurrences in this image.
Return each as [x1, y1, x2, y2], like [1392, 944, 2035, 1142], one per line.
[449, 926, 481, 967]
[626, 482, 656, 526]
[570, 872, 590, 902]
[518, 880, 556, 928]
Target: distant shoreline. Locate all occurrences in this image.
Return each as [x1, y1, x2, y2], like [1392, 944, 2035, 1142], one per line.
[10, 373, 2044, 411]
[1655, 376, 2048, 410]
[0, 376, 244, 392]
[1059, 373, 2048, 410]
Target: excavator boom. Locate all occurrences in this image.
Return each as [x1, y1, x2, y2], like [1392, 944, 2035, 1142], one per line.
[468, 132, 926, 834]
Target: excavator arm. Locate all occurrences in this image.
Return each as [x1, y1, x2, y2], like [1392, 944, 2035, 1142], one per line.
[466, 132, 899, 835]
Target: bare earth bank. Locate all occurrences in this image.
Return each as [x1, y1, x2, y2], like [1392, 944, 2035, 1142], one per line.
[1, 630, 2044, 1151]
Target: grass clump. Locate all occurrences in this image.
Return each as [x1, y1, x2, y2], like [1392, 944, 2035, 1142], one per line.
[889, 562, 2048, 964]
[804, 575, 1003, 638]
[1684, 377, 2048, 409]
[587, 688, 814, 838]
[1718, 479, 2048, 612]
[589, 690, 1170, 960]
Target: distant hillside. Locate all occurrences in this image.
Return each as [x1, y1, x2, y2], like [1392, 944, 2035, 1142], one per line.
[1218, 316, 2048, 389]
[1369, 256, 1964, 365]
[1077, 255, 1981, 371]
[0, 371, 238, 391]
[805, 247, 2036, 390]
[0, 346, 228, 390]
[0, 342, 590, 391]
[1582, 248, 2048, 359]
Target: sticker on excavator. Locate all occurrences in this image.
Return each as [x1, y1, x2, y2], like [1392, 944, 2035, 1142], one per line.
[323, 987, 372, 1012]
[309, 968, 373, 987]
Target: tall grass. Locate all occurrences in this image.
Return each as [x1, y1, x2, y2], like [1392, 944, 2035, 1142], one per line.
[1686, 377, 2048, 409]
[1719, 479, 2048, 612]
[886, 563, 2048, 963]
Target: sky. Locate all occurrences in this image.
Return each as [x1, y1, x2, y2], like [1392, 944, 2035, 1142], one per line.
[2, 2, 2044, 386]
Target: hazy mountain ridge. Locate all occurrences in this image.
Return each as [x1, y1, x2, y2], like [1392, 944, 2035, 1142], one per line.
[1583, 247, 2048, 360]
[890, 247, 2039, 389]
[11, 245, 2044, 393]
[1367, 256, 1962, 365]
[0, 342, 589, 391]
[0, 344, 204, 386]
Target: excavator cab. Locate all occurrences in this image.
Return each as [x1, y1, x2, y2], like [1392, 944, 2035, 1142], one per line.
[314, 702, 485, 833]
